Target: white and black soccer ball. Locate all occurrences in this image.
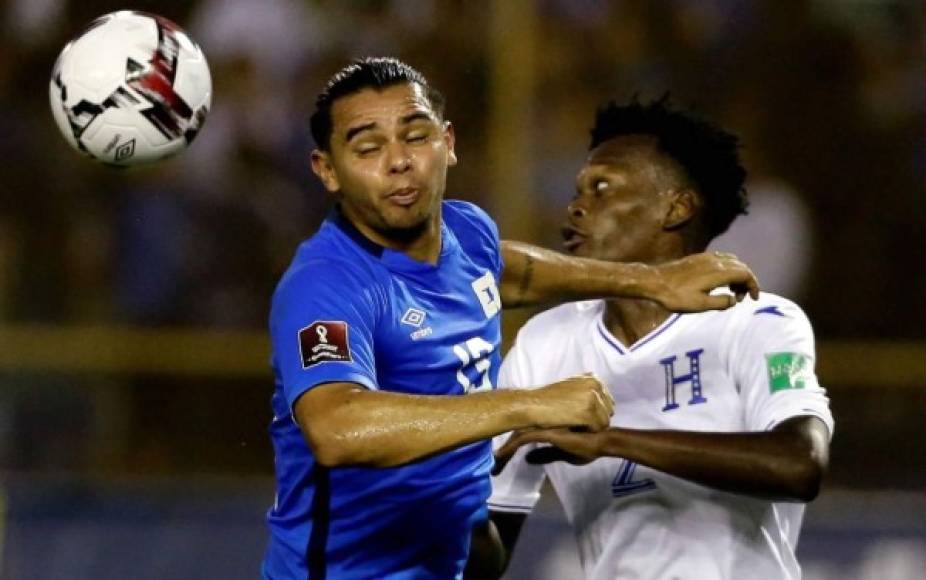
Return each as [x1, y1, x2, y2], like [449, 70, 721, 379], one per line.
[49, 11, 212, 166]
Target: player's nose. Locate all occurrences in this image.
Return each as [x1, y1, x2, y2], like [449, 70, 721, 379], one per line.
[567, 200, 588, 219]
[386, 143, 412, 174]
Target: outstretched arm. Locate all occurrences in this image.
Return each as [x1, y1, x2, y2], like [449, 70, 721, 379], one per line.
[499, 241, 759, 311]
[294, 375, 612, 468]
[494, 416, 829, 501]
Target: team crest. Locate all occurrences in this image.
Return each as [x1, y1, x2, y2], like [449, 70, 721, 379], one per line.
[299, 321, 352, 368]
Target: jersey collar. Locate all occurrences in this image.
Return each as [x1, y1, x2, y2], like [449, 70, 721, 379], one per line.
[595, 308, 683, 356]
[327, 204, 458, 272]
[328, 205, 385, 258]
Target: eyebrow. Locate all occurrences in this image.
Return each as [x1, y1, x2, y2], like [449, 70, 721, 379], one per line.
[401, 111, 433, 125]
[343, 112, 435, 144]
[345, 122, 376, 144]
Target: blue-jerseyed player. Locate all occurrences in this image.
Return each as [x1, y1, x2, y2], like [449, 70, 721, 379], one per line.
[262, 58, 760, 579]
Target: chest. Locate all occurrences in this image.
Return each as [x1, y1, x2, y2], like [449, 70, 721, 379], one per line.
[373, 259, 503, 396]
[545, 319, 745, 432]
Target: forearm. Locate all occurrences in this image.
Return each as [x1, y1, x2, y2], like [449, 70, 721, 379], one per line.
[593, 423, 825, 501]
[302, 387, 542, 468]
[500, 240, 655, 307]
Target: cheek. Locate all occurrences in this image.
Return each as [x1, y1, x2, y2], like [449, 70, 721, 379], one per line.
[588, 202, 654, 252]
[339, 161, 386, 198]
[419, 142, 447, 177]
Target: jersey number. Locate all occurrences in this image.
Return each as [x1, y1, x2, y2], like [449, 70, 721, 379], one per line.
[611, 460, 656, 497]
[453, 337, 494, 393]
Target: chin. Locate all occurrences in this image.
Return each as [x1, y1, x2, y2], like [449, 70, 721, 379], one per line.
[380, 213, 431, 242]
[568, 243, 592, 259]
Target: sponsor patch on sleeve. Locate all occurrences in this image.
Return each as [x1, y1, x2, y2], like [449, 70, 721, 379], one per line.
[765, 352, 811, 393]
[299, 321, 352, 369]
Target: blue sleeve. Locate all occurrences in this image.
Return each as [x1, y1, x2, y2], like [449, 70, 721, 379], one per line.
[270, 259, 381, 410]
[444, 200, 503, 278]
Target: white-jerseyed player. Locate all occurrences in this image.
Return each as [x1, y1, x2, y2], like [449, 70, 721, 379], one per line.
[465, 98, 833, 580]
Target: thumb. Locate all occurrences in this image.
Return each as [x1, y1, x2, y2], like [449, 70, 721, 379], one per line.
[699, 293, 737, 311]
[492, 432, 536, 475]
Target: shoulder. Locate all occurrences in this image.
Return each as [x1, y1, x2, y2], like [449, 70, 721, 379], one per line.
[281, 224, 387, 289]
[729, 292, 813, 329]
[690, 292, 810, 327]
[710, 292, 816, 353]
[443, 199, 499, 237]
[516, 300, 602, 345]
[443, 199, 502, 272]
[272, 247, 384, 316]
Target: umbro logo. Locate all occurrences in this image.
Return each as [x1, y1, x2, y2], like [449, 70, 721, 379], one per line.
[401, 307, 426, 328]
[401, 307, 433, 340]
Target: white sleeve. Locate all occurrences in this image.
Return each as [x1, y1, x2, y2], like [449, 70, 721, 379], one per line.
[731, 301, 835, 438]
[488, 337, 546, 514]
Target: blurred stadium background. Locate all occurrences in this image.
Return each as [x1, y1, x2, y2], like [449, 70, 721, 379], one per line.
[1, 0, 925, 578]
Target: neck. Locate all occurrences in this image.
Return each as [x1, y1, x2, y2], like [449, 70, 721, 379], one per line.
[342, 205, 443, 264]
[602, 245, 699, 343]
[603, 298, 673, 346]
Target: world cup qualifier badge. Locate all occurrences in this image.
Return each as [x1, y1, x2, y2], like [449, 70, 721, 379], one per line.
[299, 321, 352, 368]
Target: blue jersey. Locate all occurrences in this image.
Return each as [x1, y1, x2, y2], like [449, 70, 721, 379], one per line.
[263, 200, 504, 580]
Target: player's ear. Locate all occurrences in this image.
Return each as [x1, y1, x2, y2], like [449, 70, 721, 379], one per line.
[443, 121, 457, 167]
[663, 188, 700, 230]
[310, 149, 340, 193]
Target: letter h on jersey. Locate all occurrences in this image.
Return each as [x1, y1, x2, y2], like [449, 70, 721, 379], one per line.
[659, 349, 706, 412]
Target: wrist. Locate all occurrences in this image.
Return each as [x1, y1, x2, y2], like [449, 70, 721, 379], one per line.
[594, 427, 633, 459]
[589, 429, 609, 456]
[611, 262, 659, 300]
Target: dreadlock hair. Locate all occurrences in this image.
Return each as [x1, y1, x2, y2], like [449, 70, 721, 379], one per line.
[309, 57, 445, 151]
[590, 96, 748, 242]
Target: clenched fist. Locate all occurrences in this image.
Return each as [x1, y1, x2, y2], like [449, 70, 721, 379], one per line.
[531, 374, 614, 432]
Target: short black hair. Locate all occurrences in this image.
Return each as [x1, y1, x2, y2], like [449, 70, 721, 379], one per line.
[590, 97, 748, 241]
[309, 57, 445, 151]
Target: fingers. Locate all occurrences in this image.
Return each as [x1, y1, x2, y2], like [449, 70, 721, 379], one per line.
[588, 377, 614, 431]
[590, 390, 612, 431]
[699, 293, 738, 311]
[730, 283, 748, 303]
[710, 252, 760, 300]
[538, 374, 614, 432]
[654, 252, 760, 313]
[491, 439, 517, 476]
[525, 446, 581, 465]
[492, 431, 541, 475]
[722, 266, 760, 301]
[491, 451, 512, 476]
[569, 374, 613, 430]
[694, 253, 760, 311]
[600, 379, 616, 410]
[745, 271, 761, 300]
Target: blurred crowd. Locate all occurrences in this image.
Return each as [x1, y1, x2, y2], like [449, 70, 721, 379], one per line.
[0, 0, 925, 478]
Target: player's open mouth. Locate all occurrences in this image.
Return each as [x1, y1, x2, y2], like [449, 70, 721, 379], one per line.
[561, 224, 587, 251]
[387, 187, 421, 207]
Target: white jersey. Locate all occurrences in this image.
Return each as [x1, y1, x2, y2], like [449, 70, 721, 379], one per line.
[489, 294, 834, 580]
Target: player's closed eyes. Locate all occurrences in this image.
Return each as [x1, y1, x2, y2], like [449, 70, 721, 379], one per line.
[355, 143, 381, 156]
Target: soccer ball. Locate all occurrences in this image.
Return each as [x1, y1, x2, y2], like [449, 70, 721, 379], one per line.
[49, 11, 212, 166]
